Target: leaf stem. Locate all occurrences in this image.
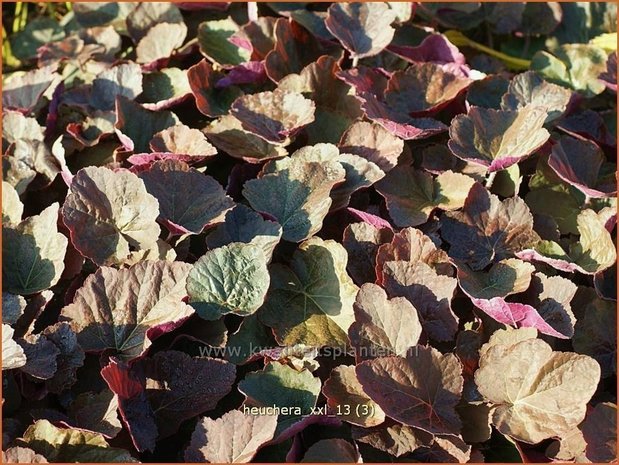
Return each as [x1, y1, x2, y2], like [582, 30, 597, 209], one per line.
[486, 171, 497, 190]
[351, 56, 359, 68]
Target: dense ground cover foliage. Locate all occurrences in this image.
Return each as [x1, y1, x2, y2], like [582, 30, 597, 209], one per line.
[1, 2, 617, 463]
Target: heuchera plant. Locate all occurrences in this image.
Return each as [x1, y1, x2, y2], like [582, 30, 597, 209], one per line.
[2, 2, 617, 463]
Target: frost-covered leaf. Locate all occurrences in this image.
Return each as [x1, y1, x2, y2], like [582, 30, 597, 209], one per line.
[376, 166, 475, 227]
[185, 410, 277, 463]
[325, 3, 396, 59]
[448, 106, 550, 172]
[442, 183, 540, 270]
[238, 362, 321, 437]
[243, 147, 345, 242]
[187, 243, 270, 320]
[475, 331, 601, 444]
[19, 420, 137, 462]
[60, 260, 193, 360]
[3, 203, 67, 295]
[356, 346, 463, 435]
[62, 166, 160, 266]
[230, 90, 315, 144]
[259, 237, 358, 347]
[139, 159, 233, 235]
[349, 283, 422, 362]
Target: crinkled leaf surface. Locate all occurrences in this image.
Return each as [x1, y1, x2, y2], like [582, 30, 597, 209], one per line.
[206, 204, 282, 261]
[442, 183, 540, 270]
[60, 260, 193, 360]
[3, 203, 67, 295]
[356, 346, 463, 435]
[61, 166, 160, 266]
[230, 90, 315, 144]
[385, 63, 471, 115]
[144, 350, 236, 438]
[448, 106, 550, 172]
[204, 114, 288, 162]
[259, 237, 358, 347]
[581, 402, 617, 462]
[349, 283, 422, 362]
[139, 159, 233, 235]
[238, 362, 321, 437]
[114, 96, 179, 153]
[339, 121, 403, 172]
[135, 22, 187, 65]
[198, 19, 252, 67]
[531, 44, 608, 97]
[323, 365, 385, 427]
[376, 166, 475, 227]
[19, 420, 137, 463]
[243, 147, 345, 242]
[382, 260, 458, 342]
[548, 135, 616, 198]
[325, 2, 397, 59]
[185, 410, 278, 463]
[149, 124, 217, 158]
[2, 325, 27, 371]
[475, 331, 601, 444]
[500, 71, 572, 123]
[90, 63, 143, 111]
[187, 242, 270, 320]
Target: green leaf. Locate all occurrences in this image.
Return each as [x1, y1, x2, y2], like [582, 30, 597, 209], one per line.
[3, 203, 67, 295]
[187, 243, 270, 320]
[531, 44, 608, 97]
[238, 362, 321, 437]
[19, 420, 137, 462]
[243, 145, 345, 242]
[376, 166, 475, 227]
[259, 237, 359, 347]
[198, 19, 252, 67]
